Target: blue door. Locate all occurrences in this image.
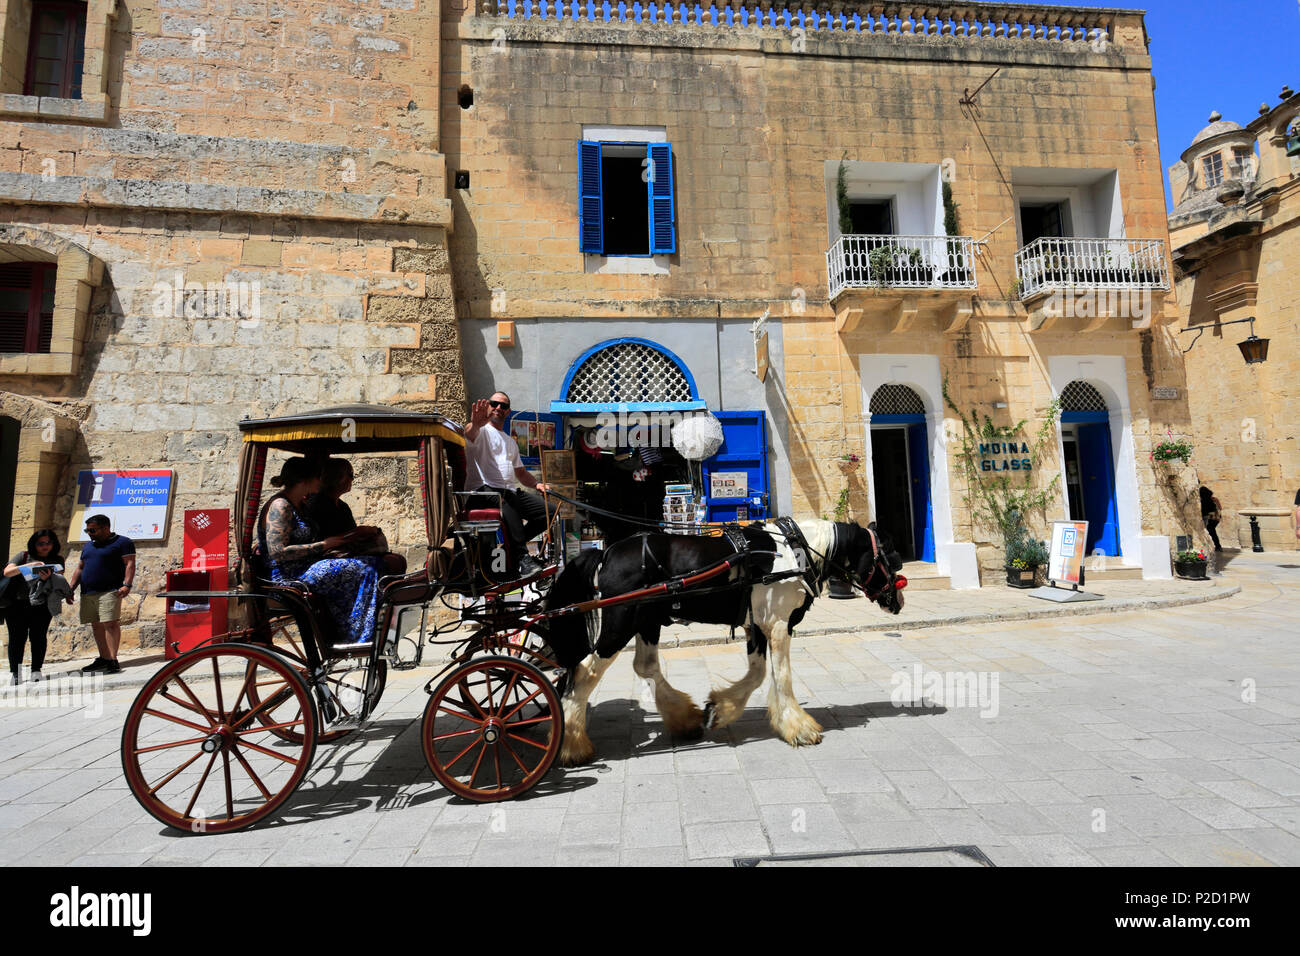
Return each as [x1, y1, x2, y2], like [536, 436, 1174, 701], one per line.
[703, 411, 770, 521]
[872, 414, 934, 563]
[906, 422, 935, 563]
[1073, 419, 1121, 557]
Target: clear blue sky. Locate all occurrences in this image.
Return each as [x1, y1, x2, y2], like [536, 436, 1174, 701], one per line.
[1141, 0, 1299, 209]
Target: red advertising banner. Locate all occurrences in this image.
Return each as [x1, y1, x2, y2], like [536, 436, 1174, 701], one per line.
[182, 509, 230, 572]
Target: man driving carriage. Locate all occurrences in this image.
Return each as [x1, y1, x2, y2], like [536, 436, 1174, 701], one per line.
[463, 391, 559, 577]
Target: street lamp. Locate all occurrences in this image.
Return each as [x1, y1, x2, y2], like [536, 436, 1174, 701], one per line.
[1179, 315, 1268, 365]
[1236, 319, 1269, 364]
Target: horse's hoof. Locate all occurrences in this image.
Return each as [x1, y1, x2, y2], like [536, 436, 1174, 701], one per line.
[559, 734, 595, 767]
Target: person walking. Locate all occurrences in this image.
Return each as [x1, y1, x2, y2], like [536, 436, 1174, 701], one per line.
[1, 530, 65, 684]
[65, 514, 136, 675]
[1199, 485, 1223, 552]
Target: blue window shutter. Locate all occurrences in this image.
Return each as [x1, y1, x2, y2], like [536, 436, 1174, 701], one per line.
[578, 141, 603, 254]
[647, 142, 676, 254]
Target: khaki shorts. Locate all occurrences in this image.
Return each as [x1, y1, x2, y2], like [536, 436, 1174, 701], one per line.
[80, 591, 122, 624]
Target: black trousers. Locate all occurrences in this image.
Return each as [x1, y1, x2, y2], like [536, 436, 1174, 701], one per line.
[470, 486, 558, 562]
[1204, 517, 1222, 551]
[4, 603, 52, 674]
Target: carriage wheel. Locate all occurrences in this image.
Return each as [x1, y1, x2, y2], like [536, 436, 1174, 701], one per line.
[423, 656, 563, 802]
[121, 644, 317, 834]
[247, 615, 386, 744]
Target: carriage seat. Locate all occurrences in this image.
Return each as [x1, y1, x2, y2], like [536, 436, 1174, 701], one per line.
[465, 507, 503, 523]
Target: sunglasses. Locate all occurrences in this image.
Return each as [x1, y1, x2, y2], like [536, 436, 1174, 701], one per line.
[488, 400, 510, 409]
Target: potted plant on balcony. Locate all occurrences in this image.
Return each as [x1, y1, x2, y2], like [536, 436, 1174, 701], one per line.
[836, 161, 868, 285]
[868, 243, 897, 286]
[1173, 547, 1209, 580]
[941, 239, 973, 286]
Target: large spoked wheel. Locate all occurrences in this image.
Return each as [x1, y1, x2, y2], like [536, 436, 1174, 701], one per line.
[121, 643, 317, 834]
[473, 623, 567, 698]
[423, 656, 563, 802]
[248, 615, 386, 744]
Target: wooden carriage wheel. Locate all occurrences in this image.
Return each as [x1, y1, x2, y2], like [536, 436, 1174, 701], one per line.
[247, 615, 386, 744]
[422, 656, 563, 802]
[121, 644, 317, 834]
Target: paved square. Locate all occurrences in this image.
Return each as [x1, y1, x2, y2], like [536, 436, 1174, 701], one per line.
[0, 555, 1296, 866]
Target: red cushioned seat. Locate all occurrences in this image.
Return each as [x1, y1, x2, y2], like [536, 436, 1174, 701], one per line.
[466, 508, 502, 522]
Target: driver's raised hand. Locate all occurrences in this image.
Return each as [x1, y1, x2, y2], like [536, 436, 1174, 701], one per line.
[470, 399, 492, 427]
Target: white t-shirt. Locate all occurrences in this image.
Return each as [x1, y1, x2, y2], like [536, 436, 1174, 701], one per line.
[464, 423, 523, 491]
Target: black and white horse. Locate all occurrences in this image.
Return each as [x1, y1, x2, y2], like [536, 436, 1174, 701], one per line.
[541, 519, 905, 765]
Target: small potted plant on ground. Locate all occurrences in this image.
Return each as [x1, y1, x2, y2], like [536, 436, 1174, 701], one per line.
[828, 483, 857, 599]
[1173, 547, 1209, 580]
[1005, 532, 1049, 588]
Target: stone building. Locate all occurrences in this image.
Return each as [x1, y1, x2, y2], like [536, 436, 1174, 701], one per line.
[1168, 90, 1300, 551]
[0, 0, 466, 656]
[446, 1, 1190, 584]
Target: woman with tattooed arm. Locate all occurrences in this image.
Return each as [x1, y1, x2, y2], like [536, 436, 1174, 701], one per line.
[257, 457, 385, 645]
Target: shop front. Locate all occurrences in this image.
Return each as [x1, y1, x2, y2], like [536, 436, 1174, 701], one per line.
[458, 322, 789, 545]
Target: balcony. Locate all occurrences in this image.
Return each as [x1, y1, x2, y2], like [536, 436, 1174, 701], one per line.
[1014, 237, 1170, 300]
[827, 234, 977, 333]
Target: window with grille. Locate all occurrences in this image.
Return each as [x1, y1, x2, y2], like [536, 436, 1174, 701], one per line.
[565, 342, 692, 405]
[0, 263, 56, 354]
[869, 384, 925, 416]
[1061, 381, 1107, 412]
[1202, 152, 1224, 189]
[24, 1, 87, 99]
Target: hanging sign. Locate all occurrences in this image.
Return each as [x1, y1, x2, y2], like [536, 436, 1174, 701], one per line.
[70, 469, 175, 541]
[1047, 520, 1088, 586]
[709, 471, 748, 499]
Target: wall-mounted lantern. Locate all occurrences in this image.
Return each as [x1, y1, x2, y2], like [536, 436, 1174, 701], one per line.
[1237, 319, 1269, 364]
[1180, 316, 1269, 366]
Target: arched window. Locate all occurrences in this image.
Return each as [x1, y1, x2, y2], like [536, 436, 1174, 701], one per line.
[562, 339, 695, 406]
[1061, 380, 1108, 413]
[869, 384, 925, 416]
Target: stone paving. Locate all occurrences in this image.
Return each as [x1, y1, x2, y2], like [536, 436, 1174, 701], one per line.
[0, 553, 1296, 866]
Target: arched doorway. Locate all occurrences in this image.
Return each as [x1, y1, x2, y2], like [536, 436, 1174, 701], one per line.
[1060, 380, 1121, 557]
[869, 384, 934, 563]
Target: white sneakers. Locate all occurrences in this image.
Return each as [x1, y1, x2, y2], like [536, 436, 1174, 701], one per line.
[30, 670, 42, 683]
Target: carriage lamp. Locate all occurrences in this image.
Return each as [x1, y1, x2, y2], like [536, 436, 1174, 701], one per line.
[1179, 316, 1269, 365]
[1236, 319, 1269, 364]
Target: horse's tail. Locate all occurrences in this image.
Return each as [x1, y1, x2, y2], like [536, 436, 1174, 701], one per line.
[542, 548, 605, 671]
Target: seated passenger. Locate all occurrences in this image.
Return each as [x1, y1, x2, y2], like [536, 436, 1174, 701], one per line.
[307, 458, 407, 576]
[258, 457, 384, 644]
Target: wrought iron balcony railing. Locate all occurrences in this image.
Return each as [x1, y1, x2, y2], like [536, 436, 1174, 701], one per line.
[1014, 237, 1170, 299]
[827, 234, 977, 299]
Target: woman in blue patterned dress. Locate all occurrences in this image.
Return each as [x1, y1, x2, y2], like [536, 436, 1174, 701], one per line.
[258, 457, 386, 645]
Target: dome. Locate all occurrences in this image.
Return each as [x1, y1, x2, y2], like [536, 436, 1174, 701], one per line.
[1191, 110, 1244, 146]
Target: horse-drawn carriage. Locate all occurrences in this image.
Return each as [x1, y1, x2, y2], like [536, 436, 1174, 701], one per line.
[121, 404, 907, 834]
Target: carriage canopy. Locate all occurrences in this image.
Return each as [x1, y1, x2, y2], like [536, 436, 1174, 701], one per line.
[234, 405, 465, 563]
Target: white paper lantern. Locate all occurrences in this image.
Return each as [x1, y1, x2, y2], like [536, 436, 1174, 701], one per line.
[672, 413, 724, 461]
